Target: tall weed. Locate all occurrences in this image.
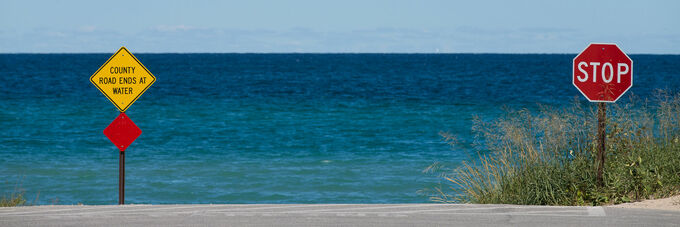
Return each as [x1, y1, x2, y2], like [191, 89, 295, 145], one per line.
[427, 91, 680, 205]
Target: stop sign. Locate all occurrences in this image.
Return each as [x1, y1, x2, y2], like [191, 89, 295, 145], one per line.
[573, 43, 633, 102]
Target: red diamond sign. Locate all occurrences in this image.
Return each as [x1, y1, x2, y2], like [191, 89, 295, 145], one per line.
[104, 113, 142, 151]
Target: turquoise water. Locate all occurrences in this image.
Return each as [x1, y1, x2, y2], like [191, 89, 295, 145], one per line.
[1, 54, 679, 204]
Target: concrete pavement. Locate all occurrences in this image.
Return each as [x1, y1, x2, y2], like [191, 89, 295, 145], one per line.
[2, 204, 679, 226]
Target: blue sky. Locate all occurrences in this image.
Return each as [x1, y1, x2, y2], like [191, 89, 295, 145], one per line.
[1, 0, 678, 53]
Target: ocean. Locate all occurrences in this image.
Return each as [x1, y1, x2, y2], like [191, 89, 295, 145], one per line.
[1, 53, 679, 205]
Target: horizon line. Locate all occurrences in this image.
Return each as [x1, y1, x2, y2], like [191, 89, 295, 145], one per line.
[1, 52, 678, 55]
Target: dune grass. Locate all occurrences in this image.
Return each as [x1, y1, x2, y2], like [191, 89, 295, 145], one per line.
[426, 90, 680, 205]
[1, 193, 26, 207]
[1, 183, 27, 207]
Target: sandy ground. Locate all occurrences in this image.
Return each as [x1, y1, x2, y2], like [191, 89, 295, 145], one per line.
[608, 195, 680, 211]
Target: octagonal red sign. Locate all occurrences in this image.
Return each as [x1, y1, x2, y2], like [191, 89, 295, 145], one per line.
[104, 113, 142, 152]
[573, 43, 633, 102]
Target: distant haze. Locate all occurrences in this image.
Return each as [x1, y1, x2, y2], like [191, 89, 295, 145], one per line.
[1, 0, 678, 53]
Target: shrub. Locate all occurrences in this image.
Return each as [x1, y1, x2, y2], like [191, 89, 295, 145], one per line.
[427, 91, 680, 205]
[1, 189, 27, 207]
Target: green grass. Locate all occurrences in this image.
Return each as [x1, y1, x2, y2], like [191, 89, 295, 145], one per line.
[425, 90, 680, 206]
[1, 186, 27, 207]
[1, 193, 26, 207]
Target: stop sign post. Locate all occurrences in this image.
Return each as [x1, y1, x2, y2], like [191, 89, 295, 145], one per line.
[573, 43, 633, 186]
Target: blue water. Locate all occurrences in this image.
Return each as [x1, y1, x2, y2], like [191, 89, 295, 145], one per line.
[1, 54, 679, 205]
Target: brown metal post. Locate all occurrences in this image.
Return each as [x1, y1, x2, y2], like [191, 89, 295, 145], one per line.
[596, 103, 607, 187]
[119, 150, 125, 205]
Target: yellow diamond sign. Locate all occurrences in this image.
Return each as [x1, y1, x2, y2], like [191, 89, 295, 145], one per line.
[90, 47, 156, 112]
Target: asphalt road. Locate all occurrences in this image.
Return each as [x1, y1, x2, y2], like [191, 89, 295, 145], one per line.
[1, 204, 679, 226]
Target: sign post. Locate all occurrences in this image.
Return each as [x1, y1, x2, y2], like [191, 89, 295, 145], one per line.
[573, 43, 632, 186]
[120, 149, 124, 204]
[104, 113, 142, 204]
[596, 102, 606, 186]
[91, 47, 155, 204]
